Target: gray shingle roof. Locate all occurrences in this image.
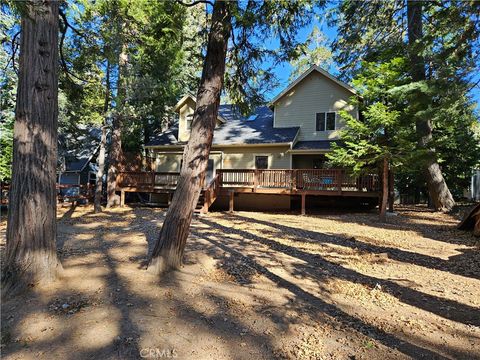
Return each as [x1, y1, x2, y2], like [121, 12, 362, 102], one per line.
[145, 105, 299, 147]
[59, 126, 104, 172]
[293, 140, 343, 150]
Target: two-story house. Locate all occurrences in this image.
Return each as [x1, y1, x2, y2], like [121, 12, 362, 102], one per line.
[118, 65, 378, 212]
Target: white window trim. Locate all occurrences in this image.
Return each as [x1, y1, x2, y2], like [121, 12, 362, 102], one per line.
[253, 154, 271, 169]
[315, 111, 337, 132]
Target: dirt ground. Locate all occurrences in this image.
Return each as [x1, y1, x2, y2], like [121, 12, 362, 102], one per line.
[1, 204, 479, 359]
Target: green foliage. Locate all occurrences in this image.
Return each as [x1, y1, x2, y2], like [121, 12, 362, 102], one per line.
[289, 25, 332, 81]
[332, 1, 480, 200]
[0, 4, 18, 181]
[225, 0, 317, 114]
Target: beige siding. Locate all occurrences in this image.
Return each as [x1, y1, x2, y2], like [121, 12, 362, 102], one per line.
[178, 99, 195, 142]
[152, 145, 292, 172]
[178, 98, 223, 142]
[221, 146, 290, 169]
[274, 71, 357, 141]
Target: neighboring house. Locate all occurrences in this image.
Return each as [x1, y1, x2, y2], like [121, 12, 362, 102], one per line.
[118, 65, 378, 212]
[57, 126, 104, 197]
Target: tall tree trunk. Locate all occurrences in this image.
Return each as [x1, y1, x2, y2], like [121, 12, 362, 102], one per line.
[94, 62, 110, 213]
[379, 157, 388, 222]
[106, 114, 122, 207]
[407, 0, 455, 211]
[106, 42, 127, 208]
[3, 0, 62, 292]
[148, 0, 232, 275]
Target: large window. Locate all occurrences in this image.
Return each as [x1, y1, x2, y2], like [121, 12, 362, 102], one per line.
[316, 112, 336, 131]
[255, 155, 269, 169]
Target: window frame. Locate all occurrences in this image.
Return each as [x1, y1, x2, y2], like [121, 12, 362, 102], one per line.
[254, 155, 269, 170]
[315, 111, 336, 132]
[185, 113, 194, 131]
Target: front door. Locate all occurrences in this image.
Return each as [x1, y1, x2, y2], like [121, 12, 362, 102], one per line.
[206, 159, 215, 185]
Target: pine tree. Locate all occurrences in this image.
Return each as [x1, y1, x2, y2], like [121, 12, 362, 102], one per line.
[332, 0, 480, 211]
[3, 0, 62, 292]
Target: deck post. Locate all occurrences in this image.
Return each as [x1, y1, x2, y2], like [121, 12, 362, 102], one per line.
[301, 193, 306, 215]
[229, 190, 234, 213]
[120, 190, 125, 207]
[253, 169, 258, 192]
[204, 190, 210, 214]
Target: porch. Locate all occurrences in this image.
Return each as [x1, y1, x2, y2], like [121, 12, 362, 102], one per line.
[116, 169, 380, 214]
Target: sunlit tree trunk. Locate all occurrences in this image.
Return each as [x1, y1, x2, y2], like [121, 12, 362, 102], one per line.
[3, 0, 62, 292]
[148, 0, 232, 275]
[407, 0, 454, 211]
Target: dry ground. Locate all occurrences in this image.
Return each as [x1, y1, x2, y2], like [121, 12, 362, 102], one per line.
[1, 204, 479, 359]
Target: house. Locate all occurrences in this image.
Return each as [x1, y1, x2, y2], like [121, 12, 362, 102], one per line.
[117, 65, 379, 212]
[57, 126, 104, 200]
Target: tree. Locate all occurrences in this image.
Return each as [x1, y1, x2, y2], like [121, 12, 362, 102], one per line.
[148, 0, 315, 275]
[3, 0, 62, 291]
[406, 0, 453, 211]
[289, 25, 332, 81]
[148, 0, 232, 275]
[332, 0, 480, 211]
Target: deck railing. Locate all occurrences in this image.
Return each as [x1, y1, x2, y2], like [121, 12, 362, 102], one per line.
[117, 171, 180, 188]
[116, 169, 380, 194]
[218, 168, 379, 193]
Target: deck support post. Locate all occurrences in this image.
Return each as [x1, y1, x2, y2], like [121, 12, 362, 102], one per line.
[301, 193, 306, 215]
[229, 190, 234, 213]
[120, 190, 125, 207]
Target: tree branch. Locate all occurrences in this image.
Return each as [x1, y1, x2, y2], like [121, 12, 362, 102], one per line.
[59, 9, 83, 38]
[176, 0, 214, 8]
[59, 14, 95, 84]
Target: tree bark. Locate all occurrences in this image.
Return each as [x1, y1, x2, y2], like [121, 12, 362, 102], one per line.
[388, 168, 394, 212]
[106, 42, 127, 208]
[106, 113, 122, 207]
[3, 0, 62, 292]
[94, 62, 110, 213]
[379, 157, 388, 222]
[407, 0, 455, 212]
[148, 0, 232, 275]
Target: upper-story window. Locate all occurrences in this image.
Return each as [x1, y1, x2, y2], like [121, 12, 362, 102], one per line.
[186, 114, 194, 130]
[316, 112, 336, 131]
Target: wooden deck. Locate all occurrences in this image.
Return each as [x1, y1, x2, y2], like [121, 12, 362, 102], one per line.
[116, 169, 380, 213]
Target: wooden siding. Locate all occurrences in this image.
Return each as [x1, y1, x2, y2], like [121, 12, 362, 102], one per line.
[222, 146, 290, 169]
[274, 71, 357, 141]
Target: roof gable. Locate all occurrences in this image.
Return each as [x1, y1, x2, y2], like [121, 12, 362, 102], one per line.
[269, 65, 358, 107]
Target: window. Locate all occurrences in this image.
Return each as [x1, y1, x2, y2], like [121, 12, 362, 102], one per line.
[255, 156, 268, 169]
[316, 112, 336, 131]
[186, 114, 194, 130]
